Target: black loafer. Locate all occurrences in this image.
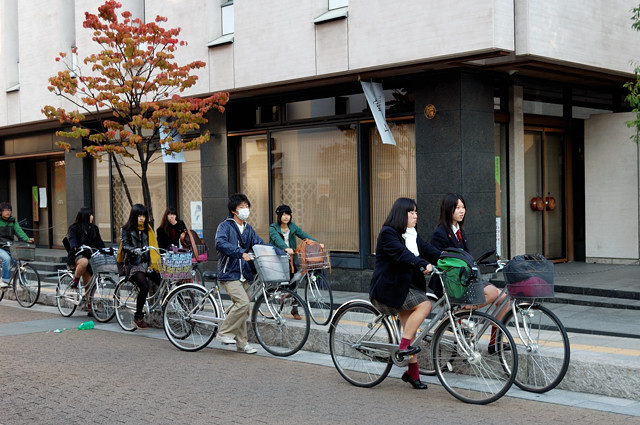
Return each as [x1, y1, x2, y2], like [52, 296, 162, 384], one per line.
[488, 343, 511, 355]
[397, 345, 421, 358]
[402, 372, 428, 389]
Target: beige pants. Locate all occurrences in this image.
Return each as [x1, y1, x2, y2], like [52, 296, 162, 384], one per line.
[218, 280, 250, 347]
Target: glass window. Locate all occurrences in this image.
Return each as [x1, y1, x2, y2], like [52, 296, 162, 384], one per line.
[329, 0, 348, 9]
[94, 152, 167, 242]
[221, 1, 234, 35]
[239, 135, 269, 240]
[494, 123, 508, 259]
[178, 149, 202, 230]
[369, 122, 416, 252]
[271, 126, 358, 252]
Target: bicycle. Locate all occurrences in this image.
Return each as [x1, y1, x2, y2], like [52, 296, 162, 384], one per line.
[328, 264, 518, 405]
[162, 246, 311, 357]
[477, 254, 570, 393]
[292, 247, 333, 325]
[114, 246, 193, 331]
[56, 245, 118, 322]
[0, 242, 40, 308]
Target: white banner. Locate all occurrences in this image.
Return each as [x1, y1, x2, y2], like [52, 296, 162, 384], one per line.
[160, 120, 186, 163]
[361, 81, 396, 145]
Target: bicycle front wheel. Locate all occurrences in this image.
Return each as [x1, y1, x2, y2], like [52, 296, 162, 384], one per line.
[252, 287, 310, 357]
[501, 302, 570, 393]
[56, 272, 79, 317]
[114, 279, 138, 332]
[304, 272, 333, 325]
[14, 263, 40, 308]
[433, 311, 517, 405]
[163, 284, 219, 351]
[328, 302, 393, 388]
[90, 275, 117, 323]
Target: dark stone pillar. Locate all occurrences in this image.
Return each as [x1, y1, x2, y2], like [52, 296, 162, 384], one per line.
[200, 111, 232, 264]
[64, 138, 92, 226]
[415, 70, 496, 257]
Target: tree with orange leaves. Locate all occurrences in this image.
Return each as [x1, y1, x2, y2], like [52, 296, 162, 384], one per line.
[42, 0, 229, 222]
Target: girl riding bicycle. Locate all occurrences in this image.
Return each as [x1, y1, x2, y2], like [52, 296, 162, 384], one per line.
[118, 204, 161, 330]
[369, 197, 441, 390]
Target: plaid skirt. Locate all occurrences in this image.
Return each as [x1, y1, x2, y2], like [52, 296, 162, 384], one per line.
[371, 287, 429, 316]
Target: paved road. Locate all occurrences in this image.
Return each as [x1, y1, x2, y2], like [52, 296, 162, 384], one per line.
[0, 302, 638, 424]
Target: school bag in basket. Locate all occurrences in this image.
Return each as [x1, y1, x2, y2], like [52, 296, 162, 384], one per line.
[436, 247, 485, 305]
[295, 239, 329, 272]
[180, 229, 209, 263]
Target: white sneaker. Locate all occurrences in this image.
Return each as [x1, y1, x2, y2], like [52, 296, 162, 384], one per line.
[0, 280, 8, 289]
[215, 334, 236, 345]
[237, 344, 257, 354]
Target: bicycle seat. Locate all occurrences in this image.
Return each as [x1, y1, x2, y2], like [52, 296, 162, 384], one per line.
[203, 271, 217, 281]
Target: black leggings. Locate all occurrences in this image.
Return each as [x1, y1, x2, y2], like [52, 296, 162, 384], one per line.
[129, 271, 160, 315]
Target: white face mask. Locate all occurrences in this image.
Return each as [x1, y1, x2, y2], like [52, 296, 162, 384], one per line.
[237, 208, 250, 221]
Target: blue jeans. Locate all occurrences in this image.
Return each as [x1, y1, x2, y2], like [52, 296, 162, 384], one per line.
[0, 248, 13, 281]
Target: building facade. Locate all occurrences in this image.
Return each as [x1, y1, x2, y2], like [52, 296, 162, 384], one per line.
[1, 0, 639, 291]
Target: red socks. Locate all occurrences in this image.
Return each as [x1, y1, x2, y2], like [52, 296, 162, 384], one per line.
[399, 337, 411, 351]
[408, 362, 420, 381]
[73, 277, 80, 284]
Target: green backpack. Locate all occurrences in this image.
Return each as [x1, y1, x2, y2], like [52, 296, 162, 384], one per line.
[436, 248, 477, 300]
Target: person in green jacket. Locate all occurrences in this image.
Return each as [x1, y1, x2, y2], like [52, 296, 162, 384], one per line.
[0, 202, 34, 288]
[269, 204, 323, 319]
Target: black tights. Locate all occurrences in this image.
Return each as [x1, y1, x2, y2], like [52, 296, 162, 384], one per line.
[129, 271, 154, 315]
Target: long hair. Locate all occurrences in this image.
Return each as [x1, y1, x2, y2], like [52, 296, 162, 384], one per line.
[123, 204, 149, 231]
[159, 206, 179, 234]
[383, 197, 417, 234]
[438, 193, 465, 230]
[71, 207, 96, 238]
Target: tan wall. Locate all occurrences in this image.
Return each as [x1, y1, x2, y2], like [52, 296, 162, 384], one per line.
[584, 112, 639, 262]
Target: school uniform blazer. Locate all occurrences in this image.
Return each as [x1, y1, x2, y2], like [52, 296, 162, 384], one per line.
[430, 223, 469, 253]
[369, 225, 441, 309]
[428, 223, 469, 297]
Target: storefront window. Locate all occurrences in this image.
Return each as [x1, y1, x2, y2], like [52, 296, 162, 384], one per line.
[271, 126, 358, 252]
[178, 149, 202, 230]
[239, 135, 269, 239]
[369, 122, 416, 252]
[94, 152, 167, 242]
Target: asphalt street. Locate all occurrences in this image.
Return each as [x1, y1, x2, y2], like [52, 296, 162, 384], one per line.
[0, 300, 638, 424]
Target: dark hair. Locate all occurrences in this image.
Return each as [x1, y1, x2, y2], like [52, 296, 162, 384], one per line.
[0, 202, 12, 212]
[71, 207, 96, 238]
[383, 197, 417, 234]
[228, 193, 250, 215]
[159, 206, 179, 234]
[275, 204, 292, 225]
[438, 193, 465, 230]
[123, 204, 149, 231]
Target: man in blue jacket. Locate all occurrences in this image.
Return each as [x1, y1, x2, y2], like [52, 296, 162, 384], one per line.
[215, 193, 265, 354]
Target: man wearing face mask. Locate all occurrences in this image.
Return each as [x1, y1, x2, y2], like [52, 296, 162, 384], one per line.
[215, 193, 265, 354]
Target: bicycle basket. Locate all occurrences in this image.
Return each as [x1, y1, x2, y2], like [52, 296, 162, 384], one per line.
[160, 250, 193, 280]
[296, 240, 330, 272]
[438, 257, 485, 305]
[89, 251, 118, 274]
[504, 255, 554, 298]
[252, 245, 290, 284]
[10, 242, 35, 261]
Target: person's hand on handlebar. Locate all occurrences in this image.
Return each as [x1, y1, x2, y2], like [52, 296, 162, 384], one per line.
[422, 264, 433, 275]
[242, 252, 251, 262]
[285, 247, 294, 255]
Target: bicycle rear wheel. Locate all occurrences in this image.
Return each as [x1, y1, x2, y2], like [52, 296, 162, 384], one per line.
[252, 287, 310, 356]
[328, 302, 393, 388]
[163, 284, 219, 351]
[90, 275, 116, 323]
[501, 302, 570, 393]
[304, 272, 333, 325]
[433, 311, 517, 404]
[114, 279, 138, 331]
[56, 272, 79, 317]
[14, 263, 40, 308]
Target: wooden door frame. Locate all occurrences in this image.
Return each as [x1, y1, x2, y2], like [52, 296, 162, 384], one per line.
[524, 126, 572, 262]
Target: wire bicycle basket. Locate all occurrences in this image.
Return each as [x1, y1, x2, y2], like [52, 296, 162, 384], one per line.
[10, 242, 35, 261]
[89, 251, 119, 274]
[252, 245, 290, 284]
[160, 250, 193, 280]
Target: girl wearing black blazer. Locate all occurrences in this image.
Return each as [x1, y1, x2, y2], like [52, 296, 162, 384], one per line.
[369, 198, 441, 390]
